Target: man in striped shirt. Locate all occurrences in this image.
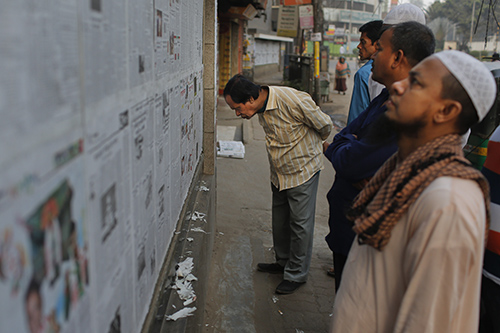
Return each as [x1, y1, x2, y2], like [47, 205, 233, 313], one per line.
[224, 74, 333, 294]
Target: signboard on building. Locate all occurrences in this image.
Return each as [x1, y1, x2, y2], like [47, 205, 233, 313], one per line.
[228, 4, 258, 19]
[339, 10, 380, 24]
[284, 0, 311, 5]
[326, 24, 335, 36]
[277, 5, 298, 37]
[299, 5, 314, 29]
[335, 27, 345, 36]
[311, 32, 322, 42]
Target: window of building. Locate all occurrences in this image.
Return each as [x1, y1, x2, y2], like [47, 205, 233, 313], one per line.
[353, 2, 364, 11]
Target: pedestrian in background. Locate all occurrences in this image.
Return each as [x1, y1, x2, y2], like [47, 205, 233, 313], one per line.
[479, 124, 500, 332]
[223, 74, 333, 294]
[334, 56, 350, 95]
[346, 20, 384, 125]
[330, 50, 494, 333]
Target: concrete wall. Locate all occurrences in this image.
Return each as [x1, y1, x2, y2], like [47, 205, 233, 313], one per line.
[254, 63, 281, 79]
[0, 1, 216, 332]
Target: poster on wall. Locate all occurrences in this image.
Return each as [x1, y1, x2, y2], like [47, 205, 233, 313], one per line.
[0, 154, 91, 333]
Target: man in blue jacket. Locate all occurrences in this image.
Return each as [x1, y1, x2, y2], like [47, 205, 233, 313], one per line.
[323, 21, 435, 291]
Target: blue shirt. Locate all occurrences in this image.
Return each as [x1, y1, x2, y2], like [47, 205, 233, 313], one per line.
[324, 89, 398, 255]
[347, 60, 373, 125]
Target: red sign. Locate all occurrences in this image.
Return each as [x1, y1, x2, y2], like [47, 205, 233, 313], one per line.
[284, 0, 312, 5]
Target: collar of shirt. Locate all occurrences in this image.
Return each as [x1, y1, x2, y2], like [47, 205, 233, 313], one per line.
[257, 87, 270, 113]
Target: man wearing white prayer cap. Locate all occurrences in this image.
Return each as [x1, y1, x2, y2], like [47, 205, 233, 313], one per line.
[384, 3, 426, 25]
[330, 50, 494, 332]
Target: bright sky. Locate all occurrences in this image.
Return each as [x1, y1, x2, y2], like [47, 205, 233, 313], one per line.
[399, 0, 436, 10]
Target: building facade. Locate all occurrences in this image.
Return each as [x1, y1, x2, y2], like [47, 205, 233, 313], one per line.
[323, 0, 382, 55]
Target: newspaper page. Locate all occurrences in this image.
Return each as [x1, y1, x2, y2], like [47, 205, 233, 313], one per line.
[154, 0, 170, 79]
[81, 0, 127, 105]
[128, 0, 154, 88]
[85, 120, 135, 332]
[168, 0, 181, 70]
[180, 77, 191, 199]
[154, 88, 173, 259]
[129, 97, 158, 327]
[0, 0, 81, 167]
[170, 83, 182, 224]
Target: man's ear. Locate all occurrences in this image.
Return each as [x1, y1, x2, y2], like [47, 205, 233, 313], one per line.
[391, 50, 404, 68]
[434, 100, 462, 124]
[248, 96, 255, 104]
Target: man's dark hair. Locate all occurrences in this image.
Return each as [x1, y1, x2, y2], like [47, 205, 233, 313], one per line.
[359, 20, 383, 43]
[441, 73, 479, 135]
[223, 74, 261, 104]
[390, 21, 435, 66]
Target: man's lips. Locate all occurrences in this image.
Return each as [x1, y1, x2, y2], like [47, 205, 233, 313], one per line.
[386, 97, 396, 108]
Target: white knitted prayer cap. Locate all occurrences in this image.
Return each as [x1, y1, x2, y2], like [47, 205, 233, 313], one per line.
[433, 50, 497, 122]
[383, 3, 426, 25]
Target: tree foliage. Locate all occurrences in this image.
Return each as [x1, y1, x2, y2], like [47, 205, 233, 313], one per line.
[425, 0, 500, 44]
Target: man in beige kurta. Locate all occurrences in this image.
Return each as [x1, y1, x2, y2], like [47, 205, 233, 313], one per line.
[330, 51, 495, 332]
[331, 177, 486, 332]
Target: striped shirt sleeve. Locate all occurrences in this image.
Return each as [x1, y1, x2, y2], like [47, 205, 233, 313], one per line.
[258, 86, 333, 190]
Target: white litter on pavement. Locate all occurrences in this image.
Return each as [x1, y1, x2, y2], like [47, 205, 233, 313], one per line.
[272, 296, 279, 303]
[217, 141, 245, 159]
[169, 257, 198, 317]
[183, 296, 197, 306]
[176, 257, 194, 278]
[190, 227, 207, 234]
[165, 307, 197, 321]
[191, 211, 206, 222]
[186, 237, 194, 242]
[199, 185, 209, 192]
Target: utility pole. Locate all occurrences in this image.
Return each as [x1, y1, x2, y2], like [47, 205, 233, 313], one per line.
[470, 0, 476, 47]
[313, 0, 323, 104]
[348, 0, 353, 53]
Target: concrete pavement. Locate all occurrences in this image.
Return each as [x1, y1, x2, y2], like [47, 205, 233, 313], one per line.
[202, 67, 355, 332]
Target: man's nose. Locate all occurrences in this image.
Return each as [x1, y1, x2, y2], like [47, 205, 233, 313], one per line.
[391, 79, 406, 96]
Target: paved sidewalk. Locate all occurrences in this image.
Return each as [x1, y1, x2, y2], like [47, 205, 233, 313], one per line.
[202, 70, 354, 332]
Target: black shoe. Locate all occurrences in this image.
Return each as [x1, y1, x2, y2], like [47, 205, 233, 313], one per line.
[257, 263, 284, 274]
[275, 280, 305, 294]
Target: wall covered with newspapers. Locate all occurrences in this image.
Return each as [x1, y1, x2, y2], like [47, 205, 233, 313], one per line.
[0, 0, 204, 332]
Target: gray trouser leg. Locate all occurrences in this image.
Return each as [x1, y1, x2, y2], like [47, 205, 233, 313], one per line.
[271, 172, 320, 283]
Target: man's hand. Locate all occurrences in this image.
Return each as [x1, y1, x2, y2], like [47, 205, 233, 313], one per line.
[323, 141, 330, 153]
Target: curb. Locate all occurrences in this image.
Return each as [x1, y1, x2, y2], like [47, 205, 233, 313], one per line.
[143, 157, 216, 333]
